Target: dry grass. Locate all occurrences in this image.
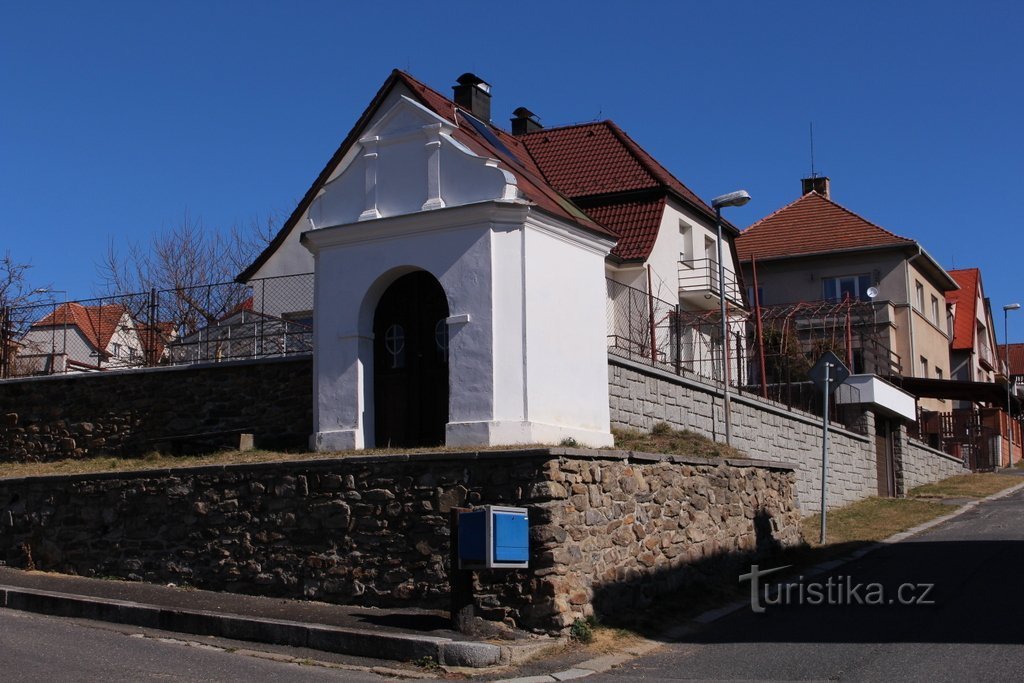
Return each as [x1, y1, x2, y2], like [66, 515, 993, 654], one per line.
[909, 472, 1021, 500]
[586, 624, 645, 654]
[1, 422, 741, 481]
[802, 497, 951, 547]
[611, 423, 744, 458]
[0, 444, 546, 480]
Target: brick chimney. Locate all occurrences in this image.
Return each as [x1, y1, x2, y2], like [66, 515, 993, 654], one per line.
[801, 176, 831, 199]
[453, 73, 491, 122]
[511, 107, 543, 135]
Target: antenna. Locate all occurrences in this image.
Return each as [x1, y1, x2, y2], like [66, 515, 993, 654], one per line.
[809, 122, 816, 178]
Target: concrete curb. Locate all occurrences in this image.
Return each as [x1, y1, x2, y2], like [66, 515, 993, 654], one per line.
[493, 479, 1024, 683]
[0, 585, 502, 668]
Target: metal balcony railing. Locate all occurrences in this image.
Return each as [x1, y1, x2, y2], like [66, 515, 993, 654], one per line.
[678, 258, 744, 308]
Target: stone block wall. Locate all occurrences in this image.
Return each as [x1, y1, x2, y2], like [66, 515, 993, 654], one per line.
[899, 437, 969, 492]
[609, 357, 875, 511]
[0, 357, 312, 461]
[0, 449, 799, 633]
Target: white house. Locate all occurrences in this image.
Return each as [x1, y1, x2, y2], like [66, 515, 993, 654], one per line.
[18, 302, 145, 374]
[239, 71, 745, 451]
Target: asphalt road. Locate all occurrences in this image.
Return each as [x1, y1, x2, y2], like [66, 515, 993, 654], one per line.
[594, 485, 1024, 681]
[0, 609, 390, 682]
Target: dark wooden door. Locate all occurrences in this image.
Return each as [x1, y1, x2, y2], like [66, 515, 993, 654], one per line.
[875, 418, 896, 497]
[373, 272, 449, 447]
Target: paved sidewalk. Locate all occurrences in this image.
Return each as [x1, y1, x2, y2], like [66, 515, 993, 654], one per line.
[0, 566, 550, 669]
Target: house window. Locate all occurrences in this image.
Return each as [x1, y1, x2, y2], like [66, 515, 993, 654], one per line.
[920, 356, 928, 378]
[915, 281, 924, 311]
[930, 295, 940, 325]
[822, 274, 872, 302]
[678, 220, 694, 266]
[936, 367, 943, 381]
[111, 342, 122, 358]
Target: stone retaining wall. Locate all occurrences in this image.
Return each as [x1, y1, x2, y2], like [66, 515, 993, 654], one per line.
[0, 449, 800, 633]
[900, 437, 970, 491]
[0, 357, 312, 461]
[609, 357, 875, 511]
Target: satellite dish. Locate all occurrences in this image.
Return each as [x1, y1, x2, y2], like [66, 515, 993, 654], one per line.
[866, 286, 879, 299]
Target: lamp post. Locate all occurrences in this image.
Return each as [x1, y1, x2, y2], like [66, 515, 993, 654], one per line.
[1004, 303, 1020, 468]
[32, 288, 67, 373]
[711, 190, 751, 446]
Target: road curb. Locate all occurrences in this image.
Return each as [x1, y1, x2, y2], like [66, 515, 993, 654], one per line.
[0, 584, 502, 668]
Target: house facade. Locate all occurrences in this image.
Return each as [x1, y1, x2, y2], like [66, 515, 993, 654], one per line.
[946, 268, 999, 388]
[735, 178, 959, 412]
[18, 303, 145, 374]
[239, 70, 746, 451]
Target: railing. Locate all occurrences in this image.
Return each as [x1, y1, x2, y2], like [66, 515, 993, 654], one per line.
[0, 273, 314, 379]
[607, 277, 901, 431]
[910, 408, 998, 470]
[677, 258, 744, 307]
[978, 341, 995, 370]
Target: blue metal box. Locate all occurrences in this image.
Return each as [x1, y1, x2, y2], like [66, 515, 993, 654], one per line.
[457, 505, 529, 569]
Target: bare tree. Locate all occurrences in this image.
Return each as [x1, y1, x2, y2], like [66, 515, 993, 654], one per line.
[1, 251, 51, 377]
[97, 212, 278, 336]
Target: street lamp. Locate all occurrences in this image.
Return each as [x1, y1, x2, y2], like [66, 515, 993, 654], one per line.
[33, 288, 68, 374]
[711, 190, 751, 446]
[1004, 303, 1020, 468]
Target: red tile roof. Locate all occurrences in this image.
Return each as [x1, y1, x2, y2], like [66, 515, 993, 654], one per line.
[736, 192, 915, 262]
[517, 121, 724, 260]
[998, 343, 1024, 375]
[137, 321, 176, 360]
[240, 70, 724, 279]
[239, 70, 614, 281]
[520, 122, 713, 211]
[946, 268, 980, 351]
[31, 302, 128, 353]
[583, 198, 667, 261]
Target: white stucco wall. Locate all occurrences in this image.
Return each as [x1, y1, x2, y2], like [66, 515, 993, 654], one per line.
[521, 219, 613, 437]
[641, 198, 741, 309]
[305, 203, 614, 450]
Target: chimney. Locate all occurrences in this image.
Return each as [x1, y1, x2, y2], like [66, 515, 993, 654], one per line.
[801, 176, 831, 199]
[453, 72, 491, 122]
[511, 107, 543, 135]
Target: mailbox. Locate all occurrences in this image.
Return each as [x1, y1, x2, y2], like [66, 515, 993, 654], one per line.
[457, 505, 529, 569]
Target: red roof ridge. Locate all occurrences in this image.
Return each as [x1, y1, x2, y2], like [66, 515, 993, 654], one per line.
[738, 191, 915, 262]
[31, 301, 129, 353]
[745, 191, 913, 245]
[239, 69, 613, 281]
[946, 268, 981, 350]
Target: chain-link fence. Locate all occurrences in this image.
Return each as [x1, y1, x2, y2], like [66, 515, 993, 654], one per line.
[0, 273, 314, 378]
[607, 277, 897, 429]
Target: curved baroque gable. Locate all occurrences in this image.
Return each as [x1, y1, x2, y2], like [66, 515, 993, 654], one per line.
[309, 96, 519, 228]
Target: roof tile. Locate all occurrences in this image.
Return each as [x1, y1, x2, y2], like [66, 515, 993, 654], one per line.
[998, 343, 1024, 375]
[736, 192, 915, 262]
[946, 268, 980, 351]
[583, 198, 666, 260]
[31, 303, 128, 353]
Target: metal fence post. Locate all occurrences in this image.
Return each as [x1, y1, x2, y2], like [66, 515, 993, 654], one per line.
[674, 304, 681, 375]
[0, 305, 8, 379]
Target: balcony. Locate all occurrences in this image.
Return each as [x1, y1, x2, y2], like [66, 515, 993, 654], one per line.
[678, 258, 744, 310]
[978, 340, 995, 372]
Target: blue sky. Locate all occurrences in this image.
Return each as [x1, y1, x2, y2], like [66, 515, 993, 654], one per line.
[2, 1, 1022, 342]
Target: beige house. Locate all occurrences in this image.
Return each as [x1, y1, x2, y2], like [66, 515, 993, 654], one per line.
[736, 178, 959, 412]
